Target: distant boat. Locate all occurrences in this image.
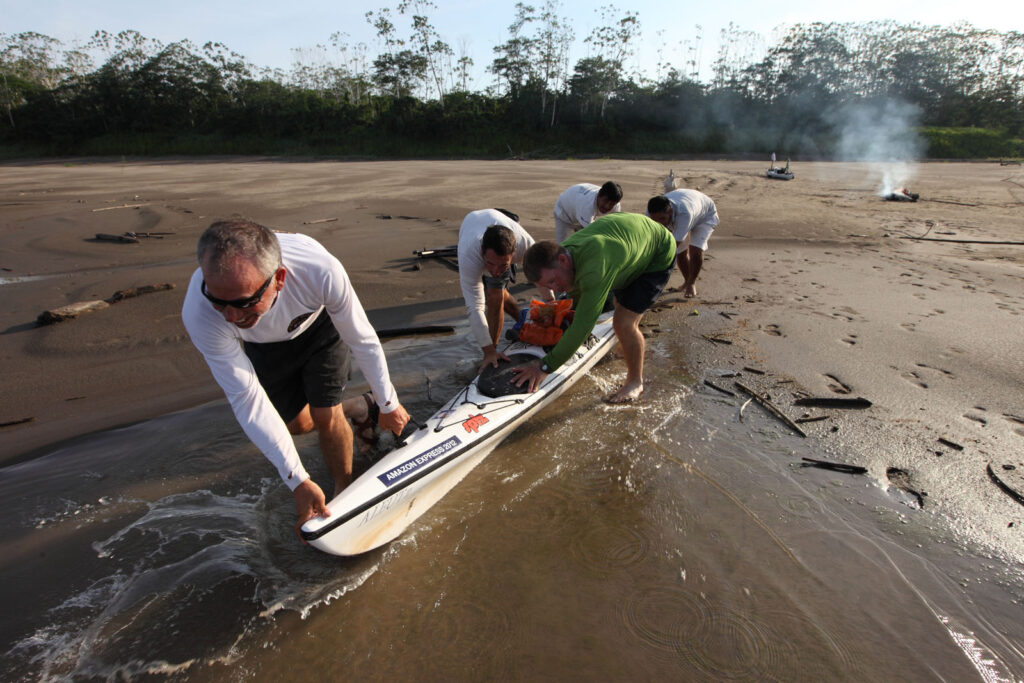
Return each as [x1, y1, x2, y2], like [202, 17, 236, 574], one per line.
[766, 153, 794, 180]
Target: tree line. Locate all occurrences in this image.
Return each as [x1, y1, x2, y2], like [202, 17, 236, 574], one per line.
[2, 5, 1022, 159]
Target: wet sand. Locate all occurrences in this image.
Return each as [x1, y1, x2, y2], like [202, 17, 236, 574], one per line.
[1, 157, 1023, 552]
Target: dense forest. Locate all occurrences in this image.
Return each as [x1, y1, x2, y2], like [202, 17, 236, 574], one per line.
[2, 2, 1023, 159]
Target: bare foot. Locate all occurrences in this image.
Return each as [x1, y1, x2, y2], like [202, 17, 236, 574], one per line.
[683, 283, 697, 298]
[602, 383, 645, 404]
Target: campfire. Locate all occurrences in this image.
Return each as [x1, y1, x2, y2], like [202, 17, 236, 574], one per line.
[884, 187, 919, 202]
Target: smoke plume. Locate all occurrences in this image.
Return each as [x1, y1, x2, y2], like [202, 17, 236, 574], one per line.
[832, 99, 925, 195]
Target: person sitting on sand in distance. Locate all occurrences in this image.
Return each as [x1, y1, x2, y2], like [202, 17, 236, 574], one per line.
[646, 189, 719, 298]
[553, 181, 623, 244]
[512, 212, 675, 404]
[181, 219, 411, 541]
[457, 209, 554, 370]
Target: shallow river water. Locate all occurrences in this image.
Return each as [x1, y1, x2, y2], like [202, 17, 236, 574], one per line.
[3, 320, 1023, 681]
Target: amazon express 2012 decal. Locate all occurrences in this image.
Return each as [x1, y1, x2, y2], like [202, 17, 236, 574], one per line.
[377, 436, 463, 486]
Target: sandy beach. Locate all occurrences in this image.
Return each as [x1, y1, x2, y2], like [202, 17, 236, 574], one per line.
[2, 160, 1020, 459]
[3, 157, 1024, 678]
[3, 157, 1024, 511]
[0, 160, 1015, 501]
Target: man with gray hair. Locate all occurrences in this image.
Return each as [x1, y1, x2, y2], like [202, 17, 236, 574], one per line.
[182, 219, 410, 541]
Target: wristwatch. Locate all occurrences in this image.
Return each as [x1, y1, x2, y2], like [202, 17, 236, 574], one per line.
[540, 362, 552, 373]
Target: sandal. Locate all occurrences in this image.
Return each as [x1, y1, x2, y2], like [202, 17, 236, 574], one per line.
[352, 392, 380, 448]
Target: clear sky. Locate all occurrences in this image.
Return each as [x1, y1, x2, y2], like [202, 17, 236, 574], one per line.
[5, 0, 1022, 87]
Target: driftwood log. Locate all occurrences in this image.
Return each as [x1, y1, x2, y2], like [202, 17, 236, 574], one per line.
[986, 464, 1024, 507]
[94, 233, 139, 243]
[105, 283, 175, 303]
[36, 300, 110, 324]
[799, 457, 867, 475]
[793, 396, 873, 408]
[900, 236, 1024, 246]
[37, 283, 175, 325]
[702, 379, 736, 397]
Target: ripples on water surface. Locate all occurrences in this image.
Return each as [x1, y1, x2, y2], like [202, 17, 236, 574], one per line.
[2, 326, 1023, 680]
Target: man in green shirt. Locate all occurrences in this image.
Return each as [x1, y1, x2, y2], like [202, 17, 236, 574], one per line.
[512, 212, 675, 403]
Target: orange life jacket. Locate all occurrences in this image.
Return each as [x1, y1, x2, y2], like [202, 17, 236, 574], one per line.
[517, 299, 572, 346]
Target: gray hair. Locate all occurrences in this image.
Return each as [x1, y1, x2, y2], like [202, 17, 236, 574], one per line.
[197, 219, 282, 276]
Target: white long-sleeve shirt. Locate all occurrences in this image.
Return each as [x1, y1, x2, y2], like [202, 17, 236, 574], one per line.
[457, 209, 538, 349]
[182, 232, 398, 490]
[664, 189, 719, 246]
[553, 183, 622, 242]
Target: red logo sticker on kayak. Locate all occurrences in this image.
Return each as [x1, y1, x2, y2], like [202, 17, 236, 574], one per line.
[462, 414, 489, 433]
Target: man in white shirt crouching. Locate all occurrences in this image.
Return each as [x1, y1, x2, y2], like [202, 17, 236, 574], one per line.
[182, 219, 410, 541]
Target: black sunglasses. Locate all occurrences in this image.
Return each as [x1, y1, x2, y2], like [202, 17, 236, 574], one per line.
[201, 273, 274, 309]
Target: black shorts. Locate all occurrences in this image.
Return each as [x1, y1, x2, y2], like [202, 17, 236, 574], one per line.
[243, 309, 352, 423]
[614, 265, 673, 315]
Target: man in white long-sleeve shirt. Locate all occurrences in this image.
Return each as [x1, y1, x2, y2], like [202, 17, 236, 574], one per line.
[182, 219, 410, 541]
[553, 181, 623, 244]
[457, 208, 553, 369]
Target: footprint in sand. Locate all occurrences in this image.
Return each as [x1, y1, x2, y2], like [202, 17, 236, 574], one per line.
[841, 333, 858, 345]
[823, 373, 852, 394]
[887, 467, 925, 508]
[996, 302, 1020, 315]
[963, 411, 988, 426]
[1004, 414, 1024, 430]
[835, 306, 860, 321]
[900, 370, 928, 389]
[900, 322, 916, 332]
[761, 324, 783, 336]
[917, 362, 954, 378]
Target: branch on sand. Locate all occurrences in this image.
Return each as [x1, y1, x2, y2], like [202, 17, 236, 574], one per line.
[900, 236, 1024, 246]
[734, 381, 807, 437]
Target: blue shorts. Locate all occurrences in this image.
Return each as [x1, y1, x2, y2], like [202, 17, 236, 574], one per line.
[243, 309, 351, 423]
[614, 265, 672, 314]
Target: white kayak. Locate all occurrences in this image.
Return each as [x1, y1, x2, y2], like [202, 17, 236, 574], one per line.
[300, 315, 618, 556]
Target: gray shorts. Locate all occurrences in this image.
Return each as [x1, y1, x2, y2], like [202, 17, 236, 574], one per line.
[676, 210, 719, 252]
[243, 309, 351, 423]
[482, 264, 516, 290]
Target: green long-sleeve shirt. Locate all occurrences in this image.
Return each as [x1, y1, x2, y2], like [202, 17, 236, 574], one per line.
[542, 212, 675, 371]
